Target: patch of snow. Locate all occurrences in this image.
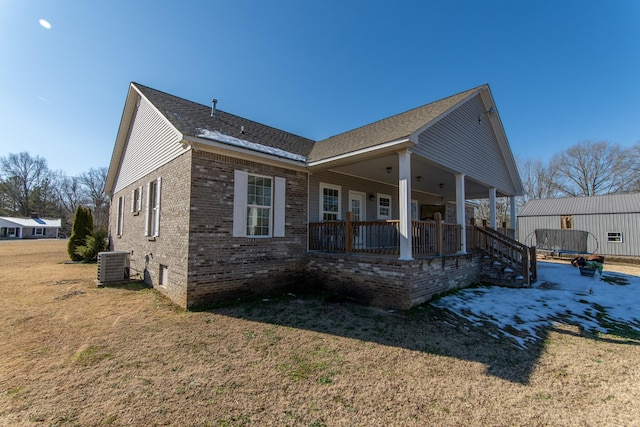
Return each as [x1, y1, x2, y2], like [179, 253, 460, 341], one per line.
[432, 261, 640, 348]
[197, 129, 306, 162]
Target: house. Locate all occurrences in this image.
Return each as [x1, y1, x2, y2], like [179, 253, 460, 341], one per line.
[518, 193, 640, 257]
[0, 216, 61, 239]
[104, 82, 525, 309]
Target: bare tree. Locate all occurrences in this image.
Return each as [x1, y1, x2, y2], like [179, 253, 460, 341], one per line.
[475, 197, 511, 227]
[53, 172, 87, 219]
[79, 167, 109, 230]
[630, 141, 640, 192]
[517, 156, 560, 204]
[0, 152, 51, 216]
[551, 140, 633, 196]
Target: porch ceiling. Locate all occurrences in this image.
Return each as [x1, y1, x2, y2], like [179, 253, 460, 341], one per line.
[324, 154, 509, 201]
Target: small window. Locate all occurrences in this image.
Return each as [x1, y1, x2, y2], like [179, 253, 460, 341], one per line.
[320, 183, 341, 221]
[33, 228, 44, 236]
[159, 264, 169, 286]
[607, 232, 623, 243]
[560, 215, 573, 229]
[411, 200, 418, 221]
[131, 186, 143, 214]
[377, 193, 392, 220]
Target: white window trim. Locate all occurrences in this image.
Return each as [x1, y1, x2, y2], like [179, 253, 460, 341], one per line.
[233, 170, 285, 238]
[320, 182, 341, 221]
[377, 193, 392, 220]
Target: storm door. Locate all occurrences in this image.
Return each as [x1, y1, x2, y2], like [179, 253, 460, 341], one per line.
[349, 191, 366, 249]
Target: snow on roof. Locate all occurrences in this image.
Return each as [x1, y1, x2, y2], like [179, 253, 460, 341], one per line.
[0, 217, 62, 227]
[432, 261, 640, 348]
[196, 129, 307, 162]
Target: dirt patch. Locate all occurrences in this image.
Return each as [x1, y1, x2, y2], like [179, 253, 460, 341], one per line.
[1, 240, 639, 426]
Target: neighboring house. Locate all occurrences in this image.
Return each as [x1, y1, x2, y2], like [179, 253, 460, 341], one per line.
[0, 216, 61, 239]
[518, 193, 640, 257]
[104, 82, 524, 309]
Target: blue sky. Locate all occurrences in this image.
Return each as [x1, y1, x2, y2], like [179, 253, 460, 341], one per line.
[1, 0, 638, 176]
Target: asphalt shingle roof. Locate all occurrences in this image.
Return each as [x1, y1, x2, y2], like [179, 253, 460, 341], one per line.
[133, 83, 316, 159]
[519, 193, 640, 216]
[308, 85, 485, 162]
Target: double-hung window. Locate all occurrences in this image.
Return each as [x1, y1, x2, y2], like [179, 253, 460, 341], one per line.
[233, 170, 285, 238]
[247, 175, 272, 236]
[145, 177, 161, 237]
[320, 183, 341, 221]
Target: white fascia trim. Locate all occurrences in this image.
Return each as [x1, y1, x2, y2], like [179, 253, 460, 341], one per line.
[184, 136, 308, 171]
[308, 138, 413, 167]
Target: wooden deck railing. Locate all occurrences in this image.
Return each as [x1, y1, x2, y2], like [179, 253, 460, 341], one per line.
[309, 212, 461, 256]
[471, 226, 537, 285]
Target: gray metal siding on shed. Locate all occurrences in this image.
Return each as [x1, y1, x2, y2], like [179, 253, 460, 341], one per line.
[414, 95, 516, 195]
[518, 212, 640, 256]
[113, 96, 183, 193]
[519, 193, 640, 216]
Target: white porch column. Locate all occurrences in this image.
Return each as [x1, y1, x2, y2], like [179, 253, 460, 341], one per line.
[510, 195, 517, 236]
[398, 149, 413, 260]
[455, 173, 466, 254]
[489, 187, 497, 230]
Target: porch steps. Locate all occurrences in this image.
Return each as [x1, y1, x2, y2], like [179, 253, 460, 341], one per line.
[480, 255, 528, 288]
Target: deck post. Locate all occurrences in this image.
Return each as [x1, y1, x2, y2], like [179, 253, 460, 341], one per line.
[489, 187, 497, 230]
[434, 212, 442, 255]
[455, 173, 467, 254]
[510, 195, 517, 237]
[345, 212, 352, 254]
[398, 149, 413, 260]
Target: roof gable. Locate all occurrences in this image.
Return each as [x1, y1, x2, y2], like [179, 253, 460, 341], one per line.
[519, 193, 640, 216]
[309, 85, 485, 162]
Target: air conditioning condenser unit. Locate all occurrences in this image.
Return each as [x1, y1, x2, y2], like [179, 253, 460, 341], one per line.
[97, 251, 130, 284]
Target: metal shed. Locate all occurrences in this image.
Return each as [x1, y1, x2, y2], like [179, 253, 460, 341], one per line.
[517, 193, 640, 257]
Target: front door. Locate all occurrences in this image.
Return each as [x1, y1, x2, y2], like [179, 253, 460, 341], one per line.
[349, 191, 366, 249]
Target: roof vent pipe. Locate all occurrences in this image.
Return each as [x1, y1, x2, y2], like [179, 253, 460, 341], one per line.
[211, 99, 218, 119]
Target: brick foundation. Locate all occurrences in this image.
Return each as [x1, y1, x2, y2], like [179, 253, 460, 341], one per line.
[305, 251, 483, 310]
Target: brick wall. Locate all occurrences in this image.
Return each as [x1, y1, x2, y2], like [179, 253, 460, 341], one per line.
[109, 151, 192, 307]
[185, 151, 308, 308]
[305, 252, 482, 310]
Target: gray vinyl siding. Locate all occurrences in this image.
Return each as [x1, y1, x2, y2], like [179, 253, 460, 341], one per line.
[113, 96, 183, 193]
[308, 171, 443, 223]
[414, 95, 516, 195]
[518, 213, 640, 256]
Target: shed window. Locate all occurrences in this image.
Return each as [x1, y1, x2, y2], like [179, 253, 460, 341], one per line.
[560, 215, 573, 229]
[607, 232, 623, 243]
